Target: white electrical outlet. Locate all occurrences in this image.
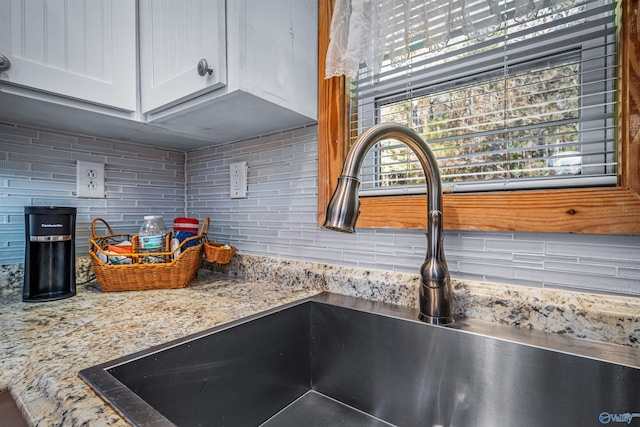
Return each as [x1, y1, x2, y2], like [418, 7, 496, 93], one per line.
[230, 161, 248, 199]
[77, 161, 105, 198]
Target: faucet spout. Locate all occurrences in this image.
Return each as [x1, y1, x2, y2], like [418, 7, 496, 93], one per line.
[323, 123, 453, 324]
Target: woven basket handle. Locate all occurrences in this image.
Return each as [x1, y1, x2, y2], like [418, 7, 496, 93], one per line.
[199, 217, 210, 235]
[91, 218, 115, 238]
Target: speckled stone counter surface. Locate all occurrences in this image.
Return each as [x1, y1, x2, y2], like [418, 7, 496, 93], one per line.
[1, 252, 640, 426]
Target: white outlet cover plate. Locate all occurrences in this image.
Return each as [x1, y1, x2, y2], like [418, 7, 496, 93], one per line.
[77, 160, 105, 198]
[230, 161, 248, 199]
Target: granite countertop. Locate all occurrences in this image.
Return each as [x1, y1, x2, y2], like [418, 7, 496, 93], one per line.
[0, 271, 321, 427]
[2, 253, 640, 426]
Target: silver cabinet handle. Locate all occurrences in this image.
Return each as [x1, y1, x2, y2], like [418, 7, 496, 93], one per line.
[0, 54, 11, 72]
[197, 59, 213, 76]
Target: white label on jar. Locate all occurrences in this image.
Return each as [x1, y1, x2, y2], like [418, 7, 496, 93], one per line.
[141, 235, 164, 249]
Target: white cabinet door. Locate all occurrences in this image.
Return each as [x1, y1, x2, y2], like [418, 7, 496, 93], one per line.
[139, 0, 227, 114]
[0, 0, 136, 111]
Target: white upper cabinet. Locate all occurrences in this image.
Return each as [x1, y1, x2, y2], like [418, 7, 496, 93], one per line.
[0, 0, 136, 111]
[235, 0, 317, 122]
[145, 0, 318, 145]
[139, 0, 227, 114]
[0, 0, 317, 149]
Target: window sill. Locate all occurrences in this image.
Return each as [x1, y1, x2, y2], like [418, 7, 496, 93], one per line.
[353, 187, 640, 233]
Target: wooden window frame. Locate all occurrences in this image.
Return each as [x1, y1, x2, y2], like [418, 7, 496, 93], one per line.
[318, 0, 640, 234]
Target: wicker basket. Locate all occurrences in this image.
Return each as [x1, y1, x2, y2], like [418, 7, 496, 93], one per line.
[204, 241, 237, 264]
[89, 217, 209, 292]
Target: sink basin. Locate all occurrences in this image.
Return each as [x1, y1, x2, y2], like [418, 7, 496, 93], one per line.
[79, 292, 640, 427]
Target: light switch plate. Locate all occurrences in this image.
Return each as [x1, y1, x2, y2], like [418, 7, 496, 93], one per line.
[230, 161, 248, 199]
[77, 161, 105, 198]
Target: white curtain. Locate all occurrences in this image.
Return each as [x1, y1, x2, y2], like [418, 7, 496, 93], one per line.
[325, 0, 578, 79]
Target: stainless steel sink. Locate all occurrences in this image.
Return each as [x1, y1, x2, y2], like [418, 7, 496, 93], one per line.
[79, 293, 640, 427]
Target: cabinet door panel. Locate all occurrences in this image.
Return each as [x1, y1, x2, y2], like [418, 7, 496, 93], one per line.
[140, 0, 227, 114]
[0, 0, 136, 111]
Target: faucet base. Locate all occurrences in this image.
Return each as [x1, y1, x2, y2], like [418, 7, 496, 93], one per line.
[419, 312, 454, 325]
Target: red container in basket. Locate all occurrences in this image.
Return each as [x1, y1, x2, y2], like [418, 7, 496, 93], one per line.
[173, 217, 199, 232]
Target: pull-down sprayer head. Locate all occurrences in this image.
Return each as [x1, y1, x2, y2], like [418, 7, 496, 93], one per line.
[323, 176, 360, 233]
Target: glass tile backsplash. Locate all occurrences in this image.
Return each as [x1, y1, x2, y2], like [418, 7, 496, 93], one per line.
[1, 122, 639, 296]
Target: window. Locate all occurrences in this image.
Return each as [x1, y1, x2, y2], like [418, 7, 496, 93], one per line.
[352, 0, 617, 195]
[318, 0, 640, 234]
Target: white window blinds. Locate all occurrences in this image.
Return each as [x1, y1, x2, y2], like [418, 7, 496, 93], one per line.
[349, 0, 617, 194]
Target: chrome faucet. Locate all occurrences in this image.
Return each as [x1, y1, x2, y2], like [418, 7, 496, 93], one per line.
[323, 123, 453, 324]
